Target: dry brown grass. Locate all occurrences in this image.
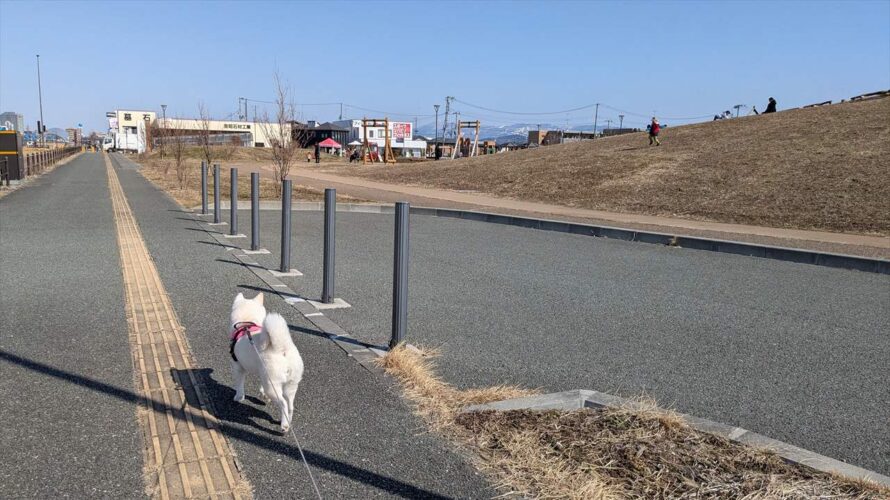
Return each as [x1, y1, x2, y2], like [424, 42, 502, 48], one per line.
[136, 154, 364, 208]
[379, 345, 888, 499]
[330, 98, 890, 235]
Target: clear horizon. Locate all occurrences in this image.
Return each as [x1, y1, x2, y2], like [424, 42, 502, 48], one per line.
[1, 0, 888, 133]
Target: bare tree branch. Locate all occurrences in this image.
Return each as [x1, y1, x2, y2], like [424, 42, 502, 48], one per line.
[258, 73, 306, 194]
[197, 102, 215, 168]
[168, 118, 189, 189]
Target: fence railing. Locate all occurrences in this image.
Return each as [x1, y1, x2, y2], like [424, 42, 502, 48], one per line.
[22, 146, 80, 178]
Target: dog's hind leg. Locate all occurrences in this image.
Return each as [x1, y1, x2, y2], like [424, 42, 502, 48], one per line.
[284, 382, 299, 425]
[232, 361, 246, 402]
[275, 390, 290, 432]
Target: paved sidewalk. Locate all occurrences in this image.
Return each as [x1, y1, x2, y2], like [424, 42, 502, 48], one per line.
[0, 153, 144, 497]
[211, 207, 890, 476]
[111, 154, 492, 498]
[272, 166, 889, 259]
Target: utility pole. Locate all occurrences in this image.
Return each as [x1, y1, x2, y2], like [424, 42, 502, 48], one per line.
[605, 119, 612, 132]
[433, 104, 440, 160]
[36, 54, 45, 146]
[339, 102, 343, 121]
[442, 96, 453, 138]
[618, 114, 624, 130]
[593, 103, 599, 139]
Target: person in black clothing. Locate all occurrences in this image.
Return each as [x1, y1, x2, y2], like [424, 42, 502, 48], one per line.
[314, 143, 321, 164]
[763, 97, 777, 114]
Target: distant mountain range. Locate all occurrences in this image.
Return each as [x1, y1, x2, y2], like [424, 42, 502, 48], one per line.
[416, 122, 603, 144]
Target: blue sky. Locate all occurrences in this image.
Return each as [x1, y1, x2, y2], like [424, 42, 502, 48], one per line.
[1, 0, 888, 132]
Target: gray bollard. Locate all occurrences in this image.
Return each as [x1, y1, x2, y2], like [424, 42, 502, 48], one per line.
[230, 168, 238, 235]
[250, 173, 260, 251]
[280, 180, 292, 273]
[322, 188, 336, 304]
[390, 202, 409, 348]
[200, 161, 208, 214]
[213, 164, 221, 224]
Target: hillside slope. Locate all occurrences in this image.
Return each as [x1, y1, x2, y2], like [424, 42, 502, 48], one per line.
[331, 97, 890, 235]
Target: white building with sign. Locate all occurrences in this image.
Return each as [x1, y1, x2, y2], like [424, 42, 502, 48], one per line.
[333, 119, 426, 158]
[106, 109, 291, 153]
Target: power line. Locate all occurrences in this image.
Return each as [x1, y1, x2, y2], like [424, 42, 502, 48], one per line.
[599, 104, 713, 121]
[453, 98, 600, 116]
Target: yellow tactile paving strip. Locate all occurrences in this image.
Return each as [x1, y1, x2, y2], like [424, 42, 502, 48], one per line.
[105, 154, 250, 499]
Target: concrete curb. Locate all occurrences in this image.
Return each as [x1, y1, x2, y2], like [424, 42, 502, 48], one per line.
[195, 202, 889, 274]
[464, 389, 890, 487]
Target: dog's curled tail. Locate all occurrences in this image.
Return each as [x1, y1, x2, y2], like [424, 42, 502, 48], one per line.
[263, 312, 293, 352]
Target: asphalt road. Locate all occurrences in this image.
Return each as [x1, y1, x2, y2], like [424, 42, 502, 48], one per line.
[230, 207, 890, 475]
[111, 155, 492, 499]
[0, 154, 144, 497]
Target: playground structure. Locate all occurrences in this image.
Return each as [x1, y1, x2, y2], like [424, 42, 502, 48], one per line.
[361, 117, 396, 164]
[452, 119, 481, 159]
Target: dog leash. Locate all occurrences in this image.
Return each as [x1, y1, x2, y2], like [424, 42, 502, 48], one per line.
[244, 330, 323, 500]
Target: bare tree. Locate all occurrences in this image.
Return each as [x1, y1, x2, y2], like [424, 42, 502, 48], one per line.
[220, 134, 238, 161]
[168, 122, 188, 189]
[197, 102, 215, 168]
[258, 73, 305, 193]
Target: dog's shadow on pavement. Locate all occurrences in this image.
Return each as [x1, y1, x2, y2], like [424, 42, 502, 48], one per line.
[171, 367, 283, 436]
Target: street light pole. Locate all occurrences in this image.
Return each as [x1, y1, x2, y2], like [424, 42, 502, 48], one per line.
[619, 114, 624, 130]
[36, 54, 45, 147]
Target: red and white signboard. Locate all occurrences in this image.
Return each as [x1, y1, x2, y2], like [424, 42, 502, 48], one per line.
[392, 122, 412, 141]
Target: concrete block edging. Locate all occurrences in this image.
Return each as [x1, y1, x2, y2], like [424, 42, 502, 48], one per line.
[198, 201, 890, 274]
[463, 389, 890, 488]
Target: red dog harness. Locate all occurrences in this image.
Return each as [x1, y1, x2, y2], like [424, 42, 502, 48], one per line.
[230, 322, 261, 361]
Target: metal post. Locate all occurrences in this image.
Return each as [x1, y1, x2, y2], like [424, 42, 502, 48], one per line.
[279, 180, 292, 273]
[229, 167, 238, 235]
[213, 164, 221, 224]
[390, 202, 409, 348]
[250, 173, 260, 251]
[322, 188, 336, 303]
[200, 161, 208, 214]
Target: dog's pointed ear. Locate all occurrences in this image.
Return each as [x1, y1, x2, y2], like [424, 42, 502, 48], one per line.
[235, 292, 244, 302]
[255, 293, 264, 305]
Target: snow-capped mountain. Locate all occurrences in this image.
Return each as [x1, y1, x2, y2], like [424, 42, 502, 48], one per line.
[416, 122, 599, 144]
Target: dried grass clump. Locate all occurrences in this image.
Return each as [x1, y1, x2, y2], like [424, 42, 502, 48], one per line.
[457, 409, 888, 499]
[380, 345, 889, 499]
[377, 345, 535, 432]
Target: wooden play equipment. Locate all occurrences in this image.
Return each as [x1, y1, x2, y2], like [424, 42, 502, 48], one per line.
[452, 119, 481, 159]
[361, 117, 396, 164]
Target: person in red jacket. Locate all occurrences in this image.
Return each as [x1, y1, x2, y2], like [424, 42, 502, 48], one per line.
[648, 117, 661, 146]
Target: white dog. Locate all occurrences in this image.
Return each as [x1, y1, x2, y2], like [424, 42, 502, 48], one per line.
[229, 292, 304, 432]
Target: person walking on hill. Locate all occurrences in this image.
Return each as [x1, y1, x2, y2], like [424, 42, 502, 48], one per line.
[314, 143, 321, 164]
[648, 117, 661, 146]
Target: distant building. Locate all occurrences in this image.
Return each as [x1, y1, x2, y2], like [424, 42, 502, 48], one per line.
[66, 128, 82, 145]
[333, 119, 427, 158]
[107, 109, 291, 152]
[528, 129, 599, 146]
[0, 111, 24, 131]
[425, 139, 455, 159]
[107, 110, 156, 152]
[292, 121, 350, 149]
[601, 128, 639, 137]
